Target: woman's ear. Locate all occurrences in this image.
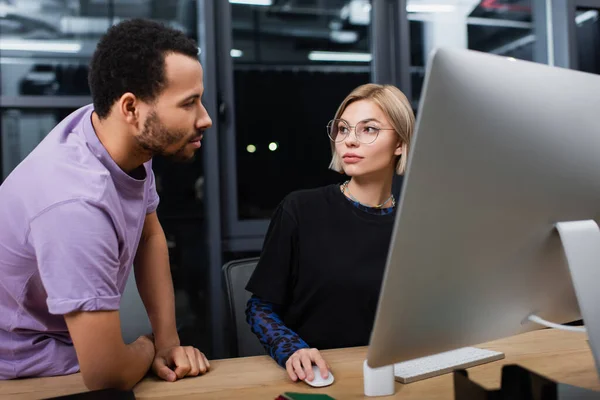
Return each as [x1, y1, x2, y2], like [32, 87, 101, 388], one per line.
[394, 141, 403, 156]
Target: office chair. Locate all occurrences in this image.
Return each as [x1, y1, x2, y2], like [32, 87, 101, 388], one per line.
[120, 270, 152, 344]
[222, 258, 266, 358]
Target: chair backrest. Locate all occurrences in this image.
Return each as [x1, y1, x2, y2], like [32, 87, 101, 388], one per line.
[120, 268, 152, 344]
[222, 257, 266, 357]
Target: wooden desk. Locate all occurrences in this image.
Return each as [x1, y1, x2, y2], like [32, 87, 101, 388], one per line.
[2, 329, 599, 399]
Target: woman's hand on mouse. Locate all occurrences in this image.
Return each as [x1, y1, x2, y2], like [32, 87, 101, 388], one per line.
[285, 348, 330, 382]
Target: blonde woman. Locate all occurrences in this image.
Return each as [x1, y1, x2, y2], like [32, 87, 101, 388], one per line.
[245, 84, 415, 383]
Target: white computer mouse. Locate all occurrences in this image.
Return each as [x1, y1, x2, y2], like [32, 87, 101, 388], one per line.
[303, 365, 335, 388]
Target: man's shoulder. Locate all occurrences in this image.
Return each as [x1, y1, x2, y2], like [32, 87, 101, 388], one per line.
[0, 146, 112, 225]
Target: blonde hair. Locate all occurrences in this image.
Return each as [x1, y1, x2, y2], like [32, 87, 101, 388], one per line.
[329, 83, 415, 175]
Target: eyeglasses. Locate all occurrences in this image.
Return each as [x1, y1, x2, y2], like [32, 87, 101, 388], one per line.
[327, 119, 396, 144]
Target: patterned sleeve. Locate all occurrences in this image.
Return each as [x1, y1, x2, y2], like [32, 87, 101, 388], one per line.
[246, 295, 309, 367]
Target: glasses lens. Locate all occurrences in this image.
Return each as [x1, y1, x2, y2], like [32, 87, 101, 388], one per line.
[356, 121, 379, 144]
[328, 119, 347, 142]
[327, 120, 336, 141]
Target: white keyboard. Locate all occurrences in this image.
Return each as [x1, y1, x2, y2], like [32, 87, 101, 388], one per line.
[394, 347, 505, 384]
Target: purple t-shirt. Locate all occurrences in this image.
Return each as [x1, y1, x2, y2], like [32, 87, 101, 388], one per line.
[0, 105, 159, 379]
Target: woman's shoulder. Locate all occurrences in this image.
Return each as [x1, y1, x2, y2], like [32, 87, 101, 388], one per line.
[280, 184, 340, 216]
[284, 183, 339, 205]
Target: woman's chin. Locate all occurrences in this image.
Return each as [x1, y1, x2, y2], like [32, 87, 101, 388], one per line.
[342, 165, 365, 176]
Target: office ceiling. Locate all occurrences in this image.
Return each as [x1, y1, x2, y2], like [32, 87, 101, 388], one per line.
[230, 0, 533, 63]
[0, 0, 533, 61]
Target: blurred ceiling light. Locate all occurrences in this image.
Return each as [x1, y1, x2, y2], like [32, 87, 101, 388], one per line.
[0, 3, 13, 17]
[0, 39, 81, 53]
[229, 0, 272, 5]
[269, 142, 279, 151]
[329, 30, 359, 44]
[230, 49, 243, 57]
[329, 20, 343, 30]
[308, 51, 372, 62]
[343, 0, 371, 25]
[247, 144, 257, 153]
[407, 4, 456, 13]
[576, 10, 598, 25]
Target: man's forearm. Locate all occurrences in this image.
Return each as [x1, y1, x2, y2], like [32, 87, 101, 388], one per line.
[67, 311, 156, 391]
[134, 230, 180, 350]
[92, 336, 155, 391]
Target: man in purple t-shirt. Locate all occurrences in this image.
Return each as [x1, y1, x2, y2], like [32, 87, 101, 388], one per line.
[0, 19, 212, 390]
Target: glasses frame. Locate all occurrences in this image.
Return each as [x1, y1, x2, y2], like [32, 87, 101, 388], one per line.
[327, 118, 396, 144]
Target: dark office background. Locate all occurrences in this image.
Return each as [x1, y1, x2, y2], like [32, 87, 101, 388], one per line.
[0, 0, 597, 359]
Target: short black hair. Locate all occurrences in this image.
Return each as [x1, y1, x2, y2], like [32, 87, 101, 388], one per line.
[89, 18, 199, 118]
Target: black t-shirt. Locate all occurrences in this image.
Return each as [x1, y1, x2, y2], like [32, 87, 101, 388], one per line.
[246, 183, 395, 350]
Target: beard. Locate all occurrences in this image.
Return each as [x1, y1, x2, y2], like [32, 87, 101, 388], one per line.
[135, 111, 196, 162]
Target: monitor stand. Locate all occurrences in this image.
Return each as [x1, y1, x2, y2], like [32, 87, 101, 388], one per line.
[556, 220, 600, 378]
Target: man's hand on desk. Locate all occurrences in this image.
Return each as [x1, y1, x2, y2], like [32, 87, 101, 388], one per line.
[151, 344, 211, 382]
[286, 348, 330, 382]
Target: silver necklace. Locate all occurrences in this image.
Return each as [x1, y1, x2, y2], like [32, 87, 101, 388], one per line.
[340, 180, 396, 209]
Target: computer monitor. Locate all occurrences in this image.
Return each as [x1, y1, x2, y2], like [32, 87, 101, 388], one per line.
[367, 48, 600, 376]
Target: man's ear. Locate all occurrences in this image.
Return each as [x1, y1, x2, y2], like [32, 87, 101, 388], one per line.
[117, 93, 140, 127]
